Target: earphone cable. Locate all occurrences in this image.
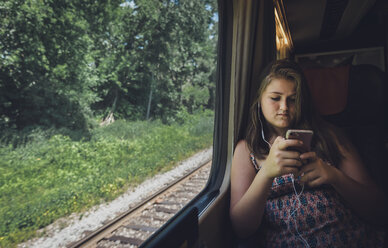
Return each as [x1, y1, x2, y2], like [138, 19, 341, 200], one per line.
[258, 103, 310, 247]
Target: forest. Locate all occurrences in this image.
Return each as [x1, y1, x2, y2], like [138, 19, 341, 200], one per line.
[0, 0, 217, 141]
[0, 0, 217, 247]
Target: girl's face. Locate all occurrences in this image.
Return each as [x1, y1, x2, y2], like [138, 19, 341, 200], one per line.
[260, 78, 297, 135]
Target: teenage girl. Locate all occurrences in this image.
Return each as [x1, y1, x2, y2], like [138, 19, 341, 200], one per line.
[230, 59, 387, 247]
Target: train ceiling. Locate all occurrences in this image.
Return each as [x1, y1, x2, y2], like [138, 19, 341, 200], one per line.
[281, 0, 386, 51]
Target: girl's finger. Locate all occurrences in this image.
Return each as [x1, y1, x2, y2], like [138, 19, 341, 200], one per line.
[299, 169, 318, 183]
[278, 138, 303, 151]
[281, 158, 303, 167]
[305, 176, 323, 188]
[300, 151, 316, 160]
[299, 163, 314, 175]
[282, 166, 300, 175]
[281, 151, 302, 160]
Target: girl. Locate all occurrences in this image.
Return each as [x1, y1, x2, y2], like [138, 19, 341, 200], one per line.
[230, 59, 387, 247]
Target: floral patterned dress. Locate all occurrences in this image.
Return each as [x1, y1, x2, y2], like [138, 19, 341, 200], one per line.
[250, 154, 385, 248]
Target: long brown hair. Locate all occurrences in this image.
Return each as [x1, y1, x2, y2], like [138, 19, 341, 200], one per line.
[246, 59, 345, 165]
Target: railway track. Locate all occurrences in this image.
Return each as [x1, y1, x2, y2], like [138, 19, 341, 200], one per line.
[69, 160, 211, 248]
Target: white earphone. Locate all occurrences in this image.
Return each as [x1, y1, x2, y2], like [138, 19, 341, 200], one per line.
[257, 102, 310, 247]
[257, 102, 271, 148]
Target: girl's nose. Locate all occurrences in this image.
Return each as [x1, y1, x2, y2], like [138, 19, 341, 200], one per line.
[279, 99, 288, 110]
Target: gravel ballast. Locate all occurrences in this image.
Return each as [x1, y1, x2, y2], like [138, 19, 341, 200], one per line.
[18, 148, 212, 248]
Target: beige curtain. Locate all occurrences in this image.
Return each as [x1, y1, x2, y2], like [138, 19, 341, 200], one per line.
[231, 0, 276, 146]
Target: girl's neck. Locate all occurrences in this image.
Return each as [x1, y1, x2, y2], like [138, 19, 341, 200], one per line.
[268, 125, 286, 138]
[262, 125, 285, 146]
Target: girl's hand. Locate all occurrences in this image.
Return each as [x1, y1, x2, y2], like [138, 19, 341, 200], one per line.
[299, 152, 339, 187]
[261, 136, 304, 179]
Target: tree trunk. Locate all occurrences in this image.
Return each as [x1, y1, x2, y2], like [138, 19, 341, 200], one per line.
[100, 88, 118, 126]
[146, 74, 154, 120]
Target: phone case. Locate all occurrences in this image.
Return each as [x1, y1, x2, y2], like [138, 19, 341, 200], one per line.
[285, 129, 313, 153]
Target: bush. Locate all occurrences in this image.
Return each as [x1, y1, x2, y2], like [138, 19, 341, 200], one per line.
[0, 126, 91, 148]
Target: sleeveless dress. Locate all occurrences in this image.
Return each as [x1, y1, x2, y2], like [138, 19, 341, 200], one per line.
[249, 153, 385, 248]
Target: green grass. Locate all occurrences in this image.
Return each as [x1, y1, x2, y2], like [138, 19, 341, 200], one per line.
[0, 111, 214, 247]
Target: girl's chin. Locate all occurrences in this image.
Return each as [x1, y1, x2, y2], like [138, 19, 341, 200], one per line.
[275, 121, 290, 129]
[272, 125, 289, 135]
[268, 119, 293, 134]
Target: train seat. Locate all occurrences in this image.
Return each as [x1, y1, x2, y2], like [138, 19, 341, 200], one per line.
[303, 63, 388, 195]
[304, 64, 350, 116]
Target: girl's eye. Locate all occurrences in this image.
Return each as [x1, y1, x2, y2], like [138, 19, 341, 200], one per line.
[270, 97, 280, 101]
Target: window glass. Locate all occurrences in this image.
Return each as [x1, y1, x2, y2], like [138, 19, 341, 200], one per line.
[0, 0, 218, 247]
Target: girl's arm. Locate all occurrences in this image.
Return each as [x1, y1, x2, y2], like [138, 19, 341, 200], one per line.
[230, 140, 272, 238]
[230, 138, 303, 238]
[299, 143, 388, 226]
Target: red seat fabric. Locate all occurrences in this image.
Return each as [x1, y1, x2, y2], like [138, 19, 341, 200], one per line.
[303, 65, 350, 116]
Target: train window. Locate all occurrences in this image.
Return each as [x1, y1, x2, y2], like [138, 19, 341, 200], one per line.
[0, 1, 218, 248]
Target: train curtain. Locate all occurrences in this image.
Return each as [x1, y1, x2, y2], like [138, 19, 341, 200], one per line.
[231, 0, 276, 146]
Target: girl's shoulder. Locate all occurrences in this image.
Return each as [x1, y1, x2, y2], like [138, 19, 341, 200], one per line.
[236, 139, 248, 147]
[234, 140, 251, 159]
[235, 139, 266, 172]
[235, 139, 248, 150]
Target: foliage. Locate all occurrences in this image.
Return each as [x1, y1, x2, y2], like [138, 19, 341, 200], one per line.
[0, 0, 217, 246]
[0, 0, 218, 131]
[0, 0, 99, 131]
[0, 111, 214, 247]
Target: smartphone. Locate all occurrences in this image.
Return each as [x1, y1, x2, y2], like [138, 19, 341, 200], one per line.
[285, 129, 314, 153]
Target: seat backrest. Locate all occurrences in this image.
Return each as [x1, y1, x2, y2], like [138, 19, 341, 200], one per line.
[305, 64, 388, 194]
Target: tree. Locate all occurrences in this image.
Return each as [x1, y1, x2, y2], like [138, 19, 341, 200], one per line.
[0, 0, 218, 135]
[114, 0, 218, 121]
[0, 0, 98, 132]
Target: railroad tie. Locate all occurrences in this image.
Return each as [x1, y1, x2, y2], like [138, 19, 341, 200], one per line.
[183, 182, 203, 187]
[103, 235, 143, 246]
[154, 206, 177, 214]
[140, 214, 166, 222]
[174, 189, 196, 194]
[124, 224, 158, 233]
[168, 194, 191, 200]
[189, 178, 206, 182]
[156, 200, 180, 205]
